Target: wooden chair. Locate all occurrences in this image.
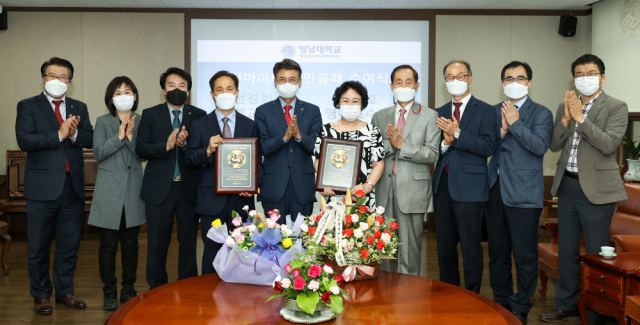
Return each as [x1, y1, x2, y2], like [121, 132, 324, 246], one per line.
[0, 219, 10, 275]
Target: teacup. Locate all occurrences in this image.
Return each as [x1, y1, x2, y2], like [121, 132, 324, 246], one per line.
[601, 246, 615, 256]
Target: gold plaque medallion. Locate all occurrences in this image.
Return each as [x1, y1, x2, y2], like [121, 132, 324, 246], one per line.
[227, 150, 246, 169]
[330, 150, 349, 169]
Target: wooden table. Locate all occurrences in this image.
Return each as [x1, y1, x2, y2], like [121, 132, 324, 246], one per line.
[107, 271, 520, 324]
[578, 252, 640, 325]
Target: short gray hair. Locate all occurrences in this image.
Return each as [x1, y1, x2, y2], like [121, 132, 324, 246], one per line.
[443, 60, 472, 77]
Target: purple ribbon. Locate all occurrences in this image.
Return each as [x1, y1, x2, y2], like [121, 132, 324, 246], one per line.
[254, 244, 281, 274]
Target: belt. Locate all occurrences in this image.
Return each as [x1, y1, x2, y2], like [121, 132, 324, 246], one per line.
[173, 175, 183, 182]
[564, 170, 579, 180]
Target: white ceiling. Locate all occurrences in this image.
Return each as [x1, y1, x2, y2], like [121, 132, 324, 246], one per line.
[0, 0, 596, 10]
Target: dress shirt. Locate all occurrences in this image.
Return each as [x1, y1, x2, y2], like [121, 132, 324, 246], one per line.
[441, 93, 472, 152]
[395, 101, 413, 126]
[280, 97, 301, 143]
[566, 93, 600, 173]
[167, 103, 183, 125]
[215, 109, 236, 138]
[44, 91, 78, 142]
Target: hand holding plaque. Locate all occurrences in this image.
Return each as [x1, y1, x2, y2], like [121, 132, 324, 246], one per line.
[315, 138, 363, 195]
[215, 138, 258, 194]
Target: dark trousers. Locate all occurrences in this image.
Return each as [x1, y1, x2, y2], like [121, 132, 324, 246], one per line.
[556, 175, 614, 320]
[98, 209, 141, 294]
[262, 177, 313, 223]
[145, 181, 197, 288]
[486, 178, 541, 314]
[433, 172, 485, 293]
[200, 196, 251, 275]
[27, 174, 84, 298]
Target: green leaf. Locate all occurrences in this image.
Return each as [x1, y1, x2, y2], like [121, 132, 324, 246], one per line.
[290, 259, 303, 270]
[296, 292, 320, 315]
[339, 288, 350, 297]
[327, 280, 337, 288]
[355, 197, 366, 207]
[326, 295, 344, 313]
[321, 277, 330, 290]
[265, 292, 284, 303]
[231, 210, 240, 220]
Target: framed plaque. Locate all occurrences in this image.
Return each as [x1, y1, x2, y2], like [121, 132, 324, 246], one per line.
[215, 138, 258, 194]
[315, 138, 363, 195]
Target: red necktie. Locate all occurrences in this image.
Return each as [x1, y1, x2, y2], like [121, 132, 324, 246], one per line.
[53, 100, 71, 173]
[284, 105, 292, 125]
[443, 102, 463, 175]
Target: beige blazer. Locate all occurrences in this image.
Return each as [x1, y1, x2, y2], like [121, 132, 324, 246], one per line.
[371, 102, 440, 214]
[549, 91, 628, 204]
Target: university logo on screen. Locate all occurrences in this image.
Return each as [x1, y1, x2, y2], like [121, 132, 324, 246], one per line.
[281, 44, 342, 59]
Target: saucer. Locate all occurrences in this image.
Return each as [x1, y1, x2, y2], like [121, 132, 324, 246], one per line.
[599, 252, 617, 258]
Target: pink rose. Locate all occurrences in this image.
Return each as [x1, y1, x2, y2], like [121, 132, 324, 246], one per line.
[308, 264, 322, 278]
[293, 277, 306, 290]
[284, 263, 292, 274]
[292, 269, 300, 278]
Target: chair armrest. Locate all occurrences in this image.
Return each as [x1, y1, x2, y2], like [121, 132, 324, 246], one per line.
[539, 219, 559, 244]
[612, 235, 640, 252]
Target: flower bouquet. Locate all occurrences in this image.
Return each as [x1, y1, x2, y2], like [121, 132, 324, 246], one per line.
[207, 207, 306, 286]
[267, 253, 349, 323]
[300, 189, 400, 282]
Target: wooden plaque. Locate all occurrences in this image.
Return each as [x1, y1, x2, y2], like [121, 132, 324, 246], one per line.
[215, 138, 258, 194]
[315, 138, 363, 195]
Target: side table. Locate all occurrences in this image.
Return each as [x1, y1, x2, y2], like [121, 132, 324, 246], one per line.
[577, 252, 640, 325]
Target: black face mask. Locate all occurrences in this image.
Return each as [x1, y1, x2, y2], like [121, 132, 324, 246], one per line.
[166, 89, 188, 106]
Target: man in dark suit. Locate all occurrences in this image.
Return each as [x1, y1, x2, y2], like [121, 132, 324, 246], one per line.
[487, 61, 553, 324]
[136, 67, 206, 288]
[185, 71, 263, 274]
[15, 57, 94, 315]
[254, 59, 322, 221]
[433, 60, 499, 294]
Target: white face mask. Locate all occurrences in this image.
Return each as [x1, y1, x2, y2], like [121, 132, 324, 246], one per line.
[503, 82, 529, 99]
[44, 79, 68, 98]
[445, 79, 468, 97]
[214, 92, 237, 110]
[113, 95, 135, 112]
[574, 77, 601, 96]
[276, 82, 299, 99]
[339, 105, 361, 122]
[392, 87, 416, 102]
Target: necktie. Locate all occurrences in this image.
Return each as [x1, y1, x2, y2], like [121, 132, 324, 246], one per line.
[284, 105, 292, 125]
[453, 102, 462, 122]
[53, 100, 71, 173]
[392, 108, 407, 175]
[172, 110, 181, 178]
[222, 117, 232, 138]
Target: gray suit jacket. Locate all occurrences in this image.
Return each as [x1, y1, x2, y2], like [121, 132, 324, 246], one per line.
[371, 102, 440, 214]
[549, 91, 628, 204]
[88, 113, 146, 230]
[488, 97, 553, 208]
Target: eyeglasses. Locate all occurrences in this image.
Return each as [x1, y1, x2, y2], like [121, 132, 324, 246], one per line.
[574, 72, 601, 80]
[445, 74, 469, 82]
[503, 76, 529, 84]
[44, 73, 69, 83]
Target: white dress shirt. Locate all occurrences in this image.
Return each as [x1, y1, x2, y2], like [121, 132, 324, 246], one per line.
[215, 109, 236, 138]
[441, 93, 472, 152]
[44, 91, 78, 142]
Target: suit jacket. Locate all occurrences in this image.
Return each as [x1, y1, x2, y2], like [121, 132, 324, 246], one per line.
[184, 110, 263, 217]
[88, 113, 146, 230]
[549, 91, 628, 204]
[135, 103, 207, 206]
[15, 93, 94, 201]
[432, 95, 499, 203]
[488, 97, 553, 208]
[254, 98, 322, 204]
[371, 102, 440, 214]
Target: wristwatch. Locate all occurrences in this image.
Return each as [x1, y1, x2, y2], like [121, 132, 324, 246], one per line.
[454, 130, 461, 139]
[365, 181, 375, 188]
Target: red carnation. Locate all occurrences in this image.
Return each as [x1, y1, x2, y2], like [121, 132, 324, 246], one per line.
[384, 229, 392, 237]
[274, 281, 284, 293]
[360, 248, 368, 260]
[325, 262, 332, 267]
[343, 229, 353, 237]
[367, 236, 374, 245]
[390, 222, 399, 230]
[268, 210, 275, 215]
[316, 214, 323, 222]
[374, 231, 381, 239]
[375, 216, 384, 225]
[334, 274, 345, 284]
[321, 291, 331, 304]
[376, 241, 386, 250]
[355, 189, 366, 198]
[345, 215, 352, 223]
[359, 206, 368, 213]
[308, 227, 317, 235]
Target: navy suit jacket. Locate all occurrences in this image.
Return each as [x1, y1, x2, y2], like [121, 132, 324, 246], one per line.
[432, 95, 499, 202]
[254, 98, 322, 204]
[15, 93, 94, 201]
[135, 103, 206, 206]
[184, 110, 263, 217]
[488, 97, 553, 208]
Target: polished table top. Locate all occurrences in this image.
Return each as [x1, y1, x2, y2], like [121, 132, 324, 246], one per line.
[578, 252, 640, 275]
[107, 271, 520, 324]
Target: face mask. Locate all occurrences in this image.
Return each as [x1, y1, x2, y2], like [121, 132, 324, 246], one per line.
[445, 79, 468, 96]
[276, 82, 299, 99]
[574, 77, 601, 96]
[392, 87, 416, 102]
[214, 93, 237, 110]
[44, 79, 68, 98]
[503, 82, 529, 99]
[166, 89, 188, 106]
[339, 105, 361, 122]
[113, 95, 135, 112]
